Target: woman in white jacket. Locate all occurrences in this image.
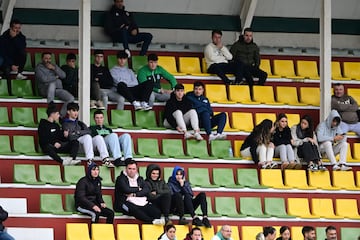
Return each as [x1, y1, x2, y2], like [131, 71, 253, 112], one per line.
[158, 225, 176, 240]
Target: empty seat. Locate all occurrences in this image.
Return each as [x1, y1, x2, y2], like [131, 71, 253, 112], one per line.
[291, 227, 305, 240]
[36, 107, 48, 124]
[23, 52, 33, 71]
[107, 55, 118, 69]
[287, 198, 320, 218]
[39, 165, 70, 186]
[91, 223, 115, 240]
[99, 166, 114, 187]
[347, 88, 360, 106]
[284, 170, 316, 189]
[195, 197, 220, 217]
[299, 87, 320, 106]
[64, 194, 77, 213]
[188, 168, 218, 188]
[157, 56, 184, 75]
[117, 224, 140, 240]
[175, 225, 191, 240]
[205, 84, 235, 104]
[308, 171, 340, 190]
[110, 109, 140, 129]
[13, 164, 44, 185]
[353, 143, 360, 161]
[210, 140, 236, 159]
[137, 138, 166, 158]
[135, 111, 165, 130]
[255, 113, 276, 125]
[331, 61, 350, 80]
[13, 135, 42, 156]
[0, 107, 17, 127]
[296, 60, 320, 79]
[232, 112, 254, 132]
[273, 59, 303, 79]
[131, 56, 147, 73]
[316, 227, 327, 240]
[260, 169, 291, 189]
[197, 226, 215, 240]
[186, 140, 216, 159]
[311, 198, 342, 219]
[343, 62, 360, 80]
[11, 79, 38, 98]
[341, 228, 360, 240]
[141, 224, 164, 240]
[259, 59, 279, 78]
[233, 140, 244, 158]
[0, 79, 13, 97]
[228, 85, 259, 104]
[182, 83, 194, 94]
[162, 139, 192, 159]
[264, 197, 295, 218]
[237, 169, 268, 189]
[215, 112, 238, 132]
[178, 57, 210, 76]
[332, 170, 360, 190]
[335, 199, 360, 219]
[213, 168, 241, 188]
[66, 223, 90, 240]
[253, 86, 283, 105]
[240, 197, 270, 218]
[286, 113, 301, 128]
[276, 86, 306, 106]
[40, 194, 72, 214]
[63, 165, 85, 184]
[214, 197, 245, 218]
[241, 226, 263, 240]
[12, 107, 37, 127]
[0, 135, 17, 155]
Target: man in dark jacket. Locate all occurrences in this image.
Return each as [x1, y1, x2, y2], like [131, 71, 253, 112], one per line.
[186, 81, 226, 141]
[145, 164, 173, 225]
[75, 162, 114, 223]
[114, 159, 164, 224]
[230, 28, 267, 86]
[104, 0, 153, 57]
[60, 53, 79, 98]
[38, 103, 80, 165]
[0, 205, 15, 240]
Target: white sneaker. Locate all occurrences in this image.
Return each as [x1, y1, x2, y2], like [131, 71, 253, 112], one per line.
[217, 133, 227, 140]
[193, 132, 203, 141]
[152, 218, 165, 225]
[184, 132, 193, 139]
[208, 133, 218, 142]
[16, 73, 27, 80]
[133, 101, 142, 110]
[96, 100, 105, 110]
[340, 165, 352, 171]
[103, 158, 115, 168]
[90, 100, 97, 109]
[261, 162, 271, 169]
[62, 157, 80, 166]
[270, 162, 278, 169]
[141, 101, 152, 111]
[332, 164, 341, 171]
[125, 49, 131, 58]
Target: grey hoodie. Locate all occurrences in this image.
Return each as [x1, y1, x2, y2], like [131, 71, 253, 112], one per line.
[316, 110, 345, 143]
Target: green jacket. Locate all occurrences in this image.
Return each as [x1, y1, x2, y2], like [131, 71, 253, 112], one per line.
[230, 37, 260, 67]
[137, 65, 177, 93]
[90, 125, 112, 137]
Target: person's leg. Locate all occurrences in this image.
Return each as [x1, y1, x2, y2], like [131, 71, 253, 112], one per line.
[55, 88, 75, 117]
[14, 51, 27, 73]
[148, 92, 156, 106]
[136, 80, 154, 102]
[339, 122, 350, 134]
[104, 133, 121, 159]
[172, 110, 187, 131]
[198, 111, 211, 135]
[286, 144, 295, 162]
[91, 80, 102, 101]
[77, 206, 99, 223]
[171, 192, 185, 218]
[240, 147, 251, 159]
[0, 230, 15, 240]
[266, 144, 275, 162]
[211, 112, 227, 134]
[119, 133, 133, 159]
[191, 192, 207, 216]
[155, 92, 171, 103]
[122, 202, 154, 223]
[229, 60, 248, 84]
[41, 144, 63, 164]
[111, 29, 130, 51]
[256, 144, 267, 164]
[250, 66, 268, 85]
[92, 135, 109, 160]
[184, 109, 200, 131]
[77, 135, 94, 160]
[99, 207, 115, 224]
[348, 122, 360, 136]
[46, 82, 57, 103]
[274, 145, 288, 162]
[183, 193, 196, 217]
[127, 32, 153, 56]
[58, 140, 80, 160]
[319, 141, 337, 165]
[116, 82, 135, 102]
[207, 63, 231, 84]
[332, 141, 348, 165]
[142, 203, 162, 220]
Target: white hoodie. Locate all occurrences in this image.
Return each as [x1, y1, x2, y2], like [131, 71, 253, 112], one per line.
[204, 43, 233, 68]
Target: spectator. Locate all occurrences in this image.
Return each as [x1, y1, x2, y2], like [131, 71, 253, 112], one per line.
[75, 162, 114, 224]
[90, 110, 133, 167]
[331, 83, 360, 136]
[163, 84, 203, 140]
[325, 226, 337, 240]
[104, 0, 153, 57]
[114, 159, 164, 224]
[240, 119, 277, 169]
[0, 205, 15, 240]
[158, 224, 176, 240]
[211, 225, 233, 240]
[291, 115, 325, 171]
[35, 52, 74, 117]
[60, 53, 79, 98]
[186, 81, 227, 141]
[0, 18, 27, 87]
[302, 226, 316, 240]
[184, 227, 203, 240]
[256, 233, 265, 240]
[276, 226, 291, 240]
[91, 50, 125, 110]
[263, 227, 276, 240]
[62, 102, 112, 167]
[145, 164, 172, 225]
[316, 110, 352, 171]
[168, 166, 211, 228]
[38, 103, 80, 165]
[111, 50, 153, 110]
[230, 28, 267, 86]
[273, 113, 298, 169]
[137, 53, 177, 106]
[204, 29, 245, 85]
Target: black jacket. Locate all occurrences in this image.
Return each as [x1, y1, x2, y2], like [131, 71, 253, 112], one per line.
[0, 29, 26, 66]
[145, 164, 170, 201]
[240, 131, 260, 164]
[74, 173, 104, 210]
[104, 5, 138, 37]
[272, 127, 292, 146]
[91, 64, 114, 89]
[0, 206, 8, 231]
[38, 119, 67, 149]
[164, 92, 194, 128]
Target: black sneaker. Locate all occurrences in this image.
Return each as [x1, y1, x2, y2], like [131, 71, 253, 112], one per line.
[192, 217, 203, 226]
[202, 217, 211, 228]
[178, 217, 189, 225]
[114, 158, 126, 167]
[87, 159, 94, 166]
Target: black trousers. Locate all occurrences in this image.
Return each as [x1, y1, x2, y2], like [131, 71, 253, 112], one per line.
[150, 193, 171, 217]
[122, 201, 161, 223]
[172, 192, 208, 218]
[41, 140, 79, 163]
[0, 51, 26, 94]
[243, 65, 268, 86]
[297, 142, 320, 164]
[116, 80, 153, 103]
[207, 60, 246, 84]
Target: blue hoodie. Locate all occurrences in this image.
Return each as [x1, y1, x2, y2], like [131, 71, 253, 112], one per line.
[316, 110, 345, 143]
[167, 166, 193, 196]
[186, 92, 213, 116]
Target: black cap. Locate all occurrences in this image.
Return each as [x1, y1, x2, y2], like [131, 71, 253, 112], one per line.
[117, 50, 128, 59]
[94, 49, 104, 55]
[174, 83, 184, 90]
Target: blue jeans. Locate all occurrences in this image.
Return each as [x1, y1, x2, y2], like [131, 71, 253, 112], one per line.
[199, 112, 227, 135]
[0, 230, 15, 240]
[111, 29, 153, 56]
[104, 133, 132, 159]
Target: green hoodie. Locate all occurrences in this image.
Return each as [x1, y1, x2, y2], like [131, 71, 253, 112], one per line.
[137, 65, 177, 93]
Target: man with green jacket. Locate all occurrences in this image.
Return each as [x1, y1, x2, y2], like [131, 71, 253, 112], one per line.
[137, 53, 177, 106]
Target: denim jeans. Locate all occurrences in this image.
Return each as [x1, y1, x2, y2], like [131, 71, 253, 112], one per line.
[104, 133, 132, 159]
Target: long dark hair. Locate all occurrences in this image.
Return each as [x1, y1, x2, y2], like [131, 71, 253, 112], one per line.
[253, 119, 273, 145]
[299, 115, 314, 138]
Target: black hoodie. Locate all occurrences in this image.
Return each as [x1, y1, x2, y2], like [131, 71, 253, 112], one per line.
[104, 5, 138, 36]
[38, 119, 67, 149]
[164, 92, 194, 128]
[145, 164, 170, 201]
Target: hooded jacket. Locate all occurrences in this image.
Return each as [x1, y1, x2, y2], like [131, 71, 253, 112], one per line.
[186, 92, 213, 116]
[62, 118, 91, 141]
[331, 94, 359, 124]
[230, 35, 260, 67]
[137, 65, 177, 93]
[145, 164, 170, 201]
[104, 5, 138, 37]
[110, 65, 138, 88]
[37, 118, 67, 149]
[0, 205, 8, 231]
[167, 166, 193, 196]
[0, 29, 26, 67]
[74, 162, 104, 210]
[291, 124, 320, 161]
[164, 92, 194, 128]
[316, 110, 345, 143]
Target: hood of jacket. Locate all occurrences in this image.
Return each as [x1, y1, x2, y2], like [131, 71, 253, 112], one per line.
[325, 109, 342, 129]
[169, 166, 185, 182]
[145, 164, 162, 181]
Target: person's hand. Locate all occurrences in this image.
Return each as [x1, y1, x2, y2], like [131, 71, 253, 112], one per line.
[178, 178, 185, 187]
[63, 130, 69, 138]
[268, 142, 275, 148]
[216, 41, 223, 49]
[176, 127, 184, 133]
[100, 203, 106, 208]
[334, 135, 344, 142]
[290, 139, 294, 145]
[163, 89, 173, 94]
[46, 63, 55, 70]
[308, 137, 316, 144]
[11, 65, 19, 72]
[131, 29, 138, 36]
[54, 142, 61, 148]
[95, 77, 99, 82]
[151, 191, 156, 195]
[92, 205, 101, 212]
[9, 28, 17, 37]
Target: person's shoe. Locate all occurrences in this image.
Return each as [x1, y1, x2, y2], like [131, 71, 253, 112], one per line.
[141, 101, 152, 111]
[192, 217, 203, 226]
[152, 218, 165, 225]
[184, 132, 193, 139]
[281, 162, 289, 170]
[90, 100, 97, 109]
[307, 164, 317, 172]
[178, 217, 189, 225]
[318, 165, 327, 171]
[132, 101, 142, 110]
[340, 165, 352, 171]
[62, 157, 74, 166]
[114, 158, 126, 167]
[288, 162, 296, 169]
[294, 162, 303, 169]
[202, 217, 212, 228]
[332, 164, 341, 171]
[261, 162, 271, 169]
[16, 73, 27, 80]
[103, 158, 115, 168]
[217, 133, 227, 140]
[125, 49, 131, 58]
[208, 133, 218, 142]
[270, 162, 278, 169]
[96, 100, 105, 110]
[87, 159, 94, 166]
[193, 132, 203, 141]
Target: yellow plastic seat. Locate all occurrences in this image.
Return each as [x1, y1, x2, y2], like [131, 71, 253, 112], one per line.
[255, 113, 276, 125]
[331, 61, 351, 80]
[352, 143, 360, 161]
[216, 226, 240, 240]
[260, 59, 280, 78]
[343, 62, 360, 80]
[335, 199, 360, 219]
[356, 171, 360, 187]
[66, 223, 90, 240]
[276, 86, 306, 106]
[91, 224, 115, 240]
[232, 112, 254, 132]
[178, 57, 211, 76]
[287, 198, 320, 218]
[284, 170, 316, 190]
[296, 60, 320, 79]
[299, 87, 320, 106]
[332, 171, 360, 190]
[347, 88, 360, 107]
[273, 59, 303, 79]
[253, 86, 283, 105]
[241, 226, 263, 240]
[311, 198, 343, 219]
[260, 169, 292, 189]
[344, 143, 356, 162]
[286, 114, 300, 128]
[214, 112, 239, 132]
[291, 227, 305, 240]
[308, 171, 340, 190]
[174, 225, 189, 240]
[201, 58, 215, 75]
[233, 140, 244, 158]
[157, 56, 185, 76]
[205, 84, 235, 104]
[117, 224, 140, 240]
[197, 226, 215, 240]
[141, 224, 164, 240]
[182, 83, 193, 94]
[228, 85, 259, 104]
